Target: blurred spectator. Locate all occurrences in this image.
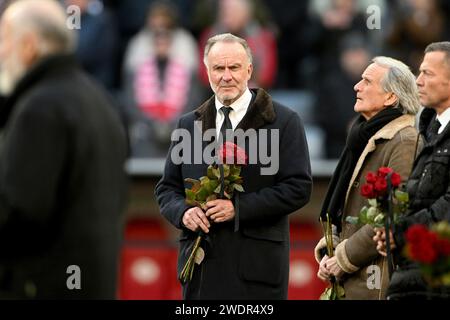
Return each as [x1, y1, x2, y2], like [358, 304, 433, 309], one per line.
[384, 0, 447, 74]
[263, 0, 311, 88]
[64, 0, 119, 91]
[315, 33, 371, 159]
[122, 1, 201, 158]
[198, 0, 278, 89]
[306, 0, 369, 90]
[0, 0, 127, 298]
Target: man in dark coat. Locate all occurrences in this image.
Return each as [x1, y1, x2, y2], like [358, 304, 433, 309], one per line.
[155, 33, 312, 299]
[0, 0, 127, 299]
[375, 42, 450, 299]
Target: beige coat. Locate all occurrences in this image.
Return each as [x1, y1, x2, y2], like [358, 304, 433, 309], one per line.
[315, 114, 419, 300]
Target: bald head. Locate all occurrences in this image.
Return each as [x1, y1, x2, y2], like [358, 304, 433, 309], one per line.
[2, 0, 76, 55]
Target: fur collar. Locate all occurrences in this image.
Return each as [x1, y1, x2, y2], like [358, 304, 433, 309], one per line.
[194, 88, 276, 133]
[370, 113, 416, 141]
[345, 114, 417, 203]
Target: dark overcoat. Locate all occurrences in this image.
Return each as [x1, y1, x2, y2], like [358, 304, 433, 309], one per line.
[389, 107, 450, 299]
[155, 88, 312, 299]
[0, 55, 127, 299]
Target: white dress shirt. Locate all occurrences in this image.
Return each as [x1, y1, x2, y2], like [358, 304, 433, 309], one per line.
[436, 107, 450, 134]
[214, 88, 252, 137]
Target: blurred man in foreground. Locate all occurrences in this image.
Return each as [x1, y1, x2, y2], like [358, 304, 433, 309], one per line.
[0, 0, 127, 299]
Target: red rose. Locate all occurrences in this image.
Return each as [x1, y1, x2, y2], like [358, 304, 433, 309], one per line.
[366, 172, 377, 184]
[406, 225, 439, 264]
[374, 176, 387, 193]
[406, 224, 428, 244]
[390, 172, 401, 188]
[361, 183, 376, 198]
[409, 244, 438, 264]
[437, 238, 450, 256]
[219, 142, 248, 165]
[378, 167, 393, 178]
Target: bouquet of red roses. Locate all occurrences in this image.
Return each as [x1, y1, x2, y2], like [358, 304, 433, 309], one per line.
[179, 142, 247, 284]
[346, 167, 408, 227]
[404, 222, 450, 287]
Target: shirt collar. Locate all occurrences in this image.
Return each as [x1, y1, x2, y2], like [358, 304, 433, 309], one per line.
[436, 107, 450, 132]
[215, 88, 252, 114]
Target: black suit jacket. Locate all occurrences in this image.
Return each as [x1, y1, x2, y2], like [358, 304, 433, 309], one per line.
[0, 55, 128, 299]
[155, 88, 312, 299]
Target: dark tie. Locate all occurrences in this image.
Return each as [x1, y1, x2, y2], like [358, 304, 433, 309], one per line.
[220, 106, 233, 142]
[427, 119, 441, 142]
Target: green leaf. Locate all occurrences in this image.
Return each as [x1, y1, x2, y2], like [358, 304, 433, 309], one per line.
[233, 184, 244, 192]
[366, 206, 377, 221]
[223, 164, 230, 178]
[195, 187, 209, 201]
[185, 189, 196, 201]
[185, 178, 201, 192]
[209, 180, 219, 193]
[394, 190, 409, 203]
[207, 166, 215, 179]
[230, 164, 241, 176]
[199, 176, 209, 184]
[374, 213, 384, 224]
[206, 194, 217, 202]
[360, 206, 368, 215]
[212, 167, 221, 179]
[335, 284, 345, 299]
[368, 198, 378, 207]
[345, 216, 360, 225]
[319, 287, 332, 300]
[200, 177, 217, 196]
[359, 206, 368, 224]
[227, 175, 240, 183]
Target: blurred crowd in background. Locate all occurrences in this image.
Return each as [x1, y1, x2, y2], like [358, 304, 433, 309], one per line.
[5, 0, 450, 160]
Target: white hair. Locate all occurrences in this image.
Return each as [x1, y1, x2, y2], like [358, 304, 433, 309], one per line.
[203, 33, 253, 67]
[372, 56, 421, 115]
[6, 0, 76, 55]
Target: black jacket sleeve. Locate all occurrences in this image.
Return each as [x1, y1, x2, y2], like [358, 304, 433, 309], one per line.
[395, 188, 450, 250]
[154, 118, 192, 229]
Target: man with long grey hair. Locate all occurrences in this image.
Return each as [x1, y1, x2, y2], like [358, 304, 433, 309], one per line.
[316, 56, 420, 299]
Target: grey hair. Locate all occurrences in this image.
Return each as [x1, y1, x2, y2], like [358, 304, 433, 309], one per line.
[372, 56, 421, 115]
[8, 0, 76, 55]
[425, 41, 450, 66]
[203, 33, 253, 67]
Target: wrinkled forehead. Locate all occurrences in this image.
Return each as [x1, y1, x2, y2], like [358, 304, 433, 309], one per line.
[362, 63, 387, 81]
[207, 41, 249, 63]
